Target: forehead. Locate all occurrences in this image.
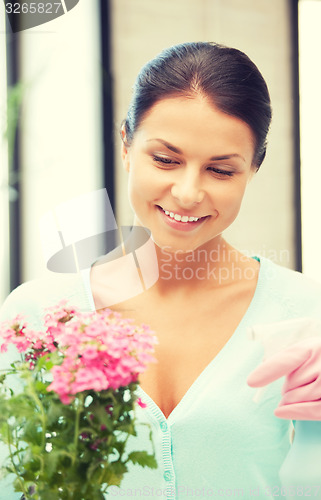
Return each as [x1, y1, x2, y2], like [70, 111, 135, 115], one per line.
[133, 96, 255, 162]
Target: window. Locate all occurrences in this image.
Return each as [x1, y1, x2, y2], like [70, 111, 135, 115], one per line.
[299, 0, 321, 281]
[0, 4, 10, 304]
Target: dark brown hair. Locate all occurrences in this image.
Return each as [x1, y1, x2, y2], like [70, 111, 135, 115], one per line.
[123, 42, 272, 169]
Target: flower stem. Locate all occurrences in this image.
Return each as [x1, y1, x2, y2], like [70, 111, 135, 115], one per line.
[6, 424, 28, 497]
[25, 367, 47, 475]
[72, 393, 84, 464]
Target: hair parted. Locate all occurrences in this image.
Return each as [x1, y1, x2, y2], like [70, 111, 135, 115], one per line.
[122, 41, 272, 169]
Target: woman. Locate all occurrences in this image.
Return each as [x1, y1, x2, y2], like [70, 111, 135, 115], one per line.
[1, 42, 321, 497]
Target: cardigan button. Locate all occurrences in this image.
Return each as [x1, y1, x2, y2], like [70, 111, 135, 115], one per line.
[163, 470, 172, 482]
[160, 421, 168, 432]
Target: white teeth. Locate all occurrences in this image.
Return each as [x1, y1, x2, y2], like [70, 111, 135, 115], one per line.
[161, 207, 201, 222]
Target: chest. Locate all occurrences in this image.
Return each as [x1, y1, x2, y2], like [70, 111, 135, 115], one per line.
[122, 288, 255, 418]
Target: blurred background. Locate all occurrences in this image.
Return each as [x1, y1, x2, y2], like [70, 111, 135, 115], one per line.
[0, 0, 320, 305]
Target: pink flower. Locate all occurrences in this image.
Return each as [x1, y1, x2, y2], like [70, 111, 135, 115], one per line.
[136, 397, 147, 408]
[1, 302, 157, 405]
[81, 345, 100, 361]
[70, 367, 109, 394]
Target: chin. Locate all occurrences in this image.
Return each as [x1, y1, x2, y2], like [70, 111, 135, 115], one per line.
[151, 235, 213, 254]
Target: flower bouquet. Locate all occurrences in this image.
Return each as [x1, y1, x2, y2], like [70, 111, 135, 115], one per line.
[0, 301, 158, 499]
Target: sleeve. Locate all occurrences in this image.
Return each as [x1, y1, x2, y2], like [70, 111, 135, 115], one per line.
[0, 284, 30, 498]
[0, 272, 91, 324]
[0, 281, 44, 325]
[0, 273, 89, 499]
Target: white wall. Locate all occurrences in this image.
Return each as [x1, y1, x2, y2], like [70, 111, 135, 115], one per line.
[299, 0, 321, 282]
[19, 0, 103, 282]
[111, 0, 296, 269]
[2, 0, 304, 296]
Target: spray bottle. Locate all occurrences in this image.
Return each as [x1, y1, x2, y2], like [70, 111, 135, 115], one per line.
[248, 317, 321, 499]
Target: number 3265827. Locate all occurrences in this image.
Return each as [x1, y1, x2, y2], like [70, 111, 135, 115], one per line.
[5, 3, 63, 14]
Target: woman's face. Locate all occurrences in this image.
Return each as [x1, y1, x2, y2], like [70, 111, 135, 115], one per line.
[122, 96, 256, 253]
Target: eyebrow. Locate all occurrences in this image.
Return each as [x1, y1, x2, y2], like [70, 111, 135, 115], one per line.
[146, 138, 246, 163]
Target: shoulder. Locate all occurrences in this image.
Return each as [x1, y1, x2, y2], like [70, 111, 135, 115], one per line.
[260, 257, 321, 295]
[259, 257, 321, 318]
[0, 272, 92, 327]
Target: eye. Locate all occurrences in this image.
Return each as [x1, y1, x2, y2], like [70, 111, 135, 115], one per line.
[152, 155, 178, 165]
[207, 166, 234, 177]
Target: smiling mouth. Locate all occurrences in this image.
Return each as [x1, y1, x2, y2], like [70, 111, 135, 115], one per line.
[158, 206, 208, 223]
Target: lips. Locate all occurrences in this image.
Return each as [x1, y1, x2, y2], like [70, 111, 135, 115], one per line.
[156, 205, 210, 232]
[158, 205, 207, 223]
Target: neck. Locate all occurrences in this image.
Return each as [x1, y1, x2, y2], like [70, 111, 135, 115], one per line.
[155, 236, 252, 292]
[122, 226, 257, 294]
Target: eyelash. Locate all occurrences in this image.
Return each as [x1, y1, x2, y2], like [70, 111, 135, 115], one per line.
[152, 155, 233, 177]
[207, 167, 234, 177]
[152, 155, 177, 165]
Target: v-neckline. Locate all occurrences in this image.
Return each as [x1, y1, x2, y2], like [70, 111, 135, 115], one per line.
[137, 256, 264, 424]
[82, 256, 264, 424]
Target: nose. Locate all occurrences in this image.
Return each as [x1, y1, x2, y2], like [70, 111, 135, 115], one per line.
[171, 167, 205, 208]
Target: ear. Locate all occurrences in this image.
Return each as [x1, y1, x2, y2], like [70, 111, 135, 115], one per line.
[121, 125, 131, 172]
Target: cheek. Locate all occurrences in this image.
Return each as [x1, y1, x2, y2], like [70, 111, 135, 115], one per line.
[127, 172, 140, 211]
[128, 163, 164, 201]
[214, 181, 248, 215]
[127, 167, 154, 213]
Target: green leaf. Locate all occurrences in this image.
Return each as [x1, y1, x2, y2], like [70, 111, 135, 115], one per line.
[100, 466, 124, 487]
[46, 399, 66, 426]
[127, 451, 158, 469]
[22, 422, 43, 447]
[109, 461, 127, 476]
[35, 353, 51, 370]
[42, 450, 62, 480]
[34, 380, 49, 394]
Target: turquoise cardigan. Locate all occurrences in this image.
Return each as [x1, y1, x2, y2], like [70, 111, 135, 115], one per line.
[1, 257, 321, 499]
